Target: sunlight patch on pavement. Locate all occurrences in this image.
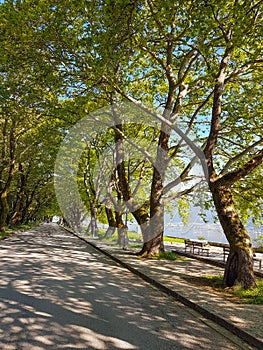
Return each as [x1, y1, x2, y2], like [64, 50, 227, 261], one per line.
[70, 325, 138, 350]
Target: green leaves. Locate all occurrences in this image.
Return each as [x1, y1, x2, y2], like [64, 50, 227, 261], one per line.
[0, 0, 262, 231]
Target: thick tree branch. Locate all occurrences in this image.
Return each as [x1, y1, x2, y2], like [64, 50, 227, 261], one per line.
[220, 138, 263, 176]
[204, 45, 232, 177]
[163, 182, 201, 205]
[140, 46, 166, 71]
[219, 148, 263, 186]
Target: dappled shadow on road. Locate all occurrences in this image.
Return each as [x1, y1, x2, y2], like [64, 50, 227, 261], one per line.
[109, 247, 263, 343]
[0, 224, 242, 349]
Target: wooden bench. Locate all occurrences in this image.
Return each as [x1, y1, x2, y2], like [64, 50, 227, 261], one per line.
[222, 246, 262, 269]
[184, 239, 210, 256]
[184, 239, 194, 253]
[253, 255, 262, 269]
[223, 246, 230, 262]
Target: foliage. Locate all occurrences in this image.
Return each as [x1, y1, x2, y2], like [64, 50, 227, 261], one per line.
[253, 235, 263, 248]
[0, 0, 262, 281]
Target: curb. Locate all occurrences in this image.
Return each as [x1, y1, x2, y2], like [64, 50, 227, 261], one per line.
[63, 227, 263, 350]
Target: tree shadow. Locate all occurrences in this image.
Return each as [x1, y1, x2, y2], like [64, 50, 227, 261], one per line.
[0, 224, 246, 349]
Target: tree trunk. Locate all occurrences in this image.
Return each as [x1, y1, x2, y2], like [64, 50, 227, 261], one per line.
[104, 207, 117, 237]
[112, 104, 169, 258]
[0, 191, 9, 232]
[137, 128, 168, 257]
[138, 232, 163, 257]
[90, 216, 98, 237]
[115, 211, 127, 246]
[9, 193, 24, 227]
[9, 164, 25, 227]
[210, 181, 256, 289]
[137, 202, 164, 257]
[89, 205, 98, 237]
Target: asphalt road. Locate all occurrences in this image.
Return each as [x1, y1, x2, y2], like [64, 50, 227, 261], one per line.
[0, 223, 252, 349]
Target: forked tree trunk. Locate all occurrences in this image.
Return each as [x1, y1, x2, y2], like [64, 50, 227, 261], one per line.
[210, 181, 256, 289]
[112, 104, 169, 258]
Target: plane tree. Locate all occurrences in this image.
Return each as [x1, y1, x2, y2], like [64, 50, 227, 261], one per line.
[2, 0, 263, 289]
[8, 123, 63, 226]
[0, 1, 67, 230]
[82, 0, 263, 288]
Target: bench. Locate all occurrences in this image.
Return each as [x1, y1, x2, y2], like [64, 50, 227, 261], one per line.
[223, 246, 230, 262]
[253, 255, 262, 269]
[184, 239, 210, 256]
[222, 246, 262, 269]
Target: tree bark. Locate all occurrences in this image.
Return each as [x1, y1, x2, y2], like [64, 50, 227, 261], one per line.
[137, 207, 164, 257]
[112, 87, 172, 257]
[104, 207, 117, 238]
[137, 128, 168, 257]
[0, 191, 9, 232]
[115, 210, 127, 246]
[89, 205, 98, 237]
[210, 180, 256, 289]
[202, 42, 257, 289]
[9, 164, 26, 227]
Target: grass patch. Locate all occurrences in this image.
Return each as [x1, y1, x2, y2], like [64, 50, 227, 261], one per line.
[203, 275, 224, 287]
[97, 231, 117, 241]
[89, 232, 183, 244]
[0, 222, 41, 240]
[201, 275, 263, 304]
[8, 223, 39, 231]
[93, 230, 143, 243]
[232, 280, 263, 304]
[128, 244, 142, 249]
[163, 236, 184, 243]
[0, 231, 7, 239]
[153, 251, 180, 261]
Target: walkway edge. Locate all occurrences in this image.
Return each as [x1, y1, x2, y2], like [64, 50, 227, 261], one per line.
[64, 228, 263, 350]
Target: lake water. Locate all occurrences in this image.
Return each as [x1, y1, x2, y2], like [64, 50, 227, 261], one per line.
[163, 208, 263, 245]
[97, 214, 263, 246]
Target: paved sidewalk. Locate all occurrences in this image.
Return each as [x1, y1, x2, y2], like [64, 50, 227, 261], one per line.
[74, 234, 263, 349]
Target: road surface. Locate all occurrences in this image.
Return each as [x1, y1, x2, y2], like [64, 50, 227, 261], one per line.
[0, 224, 252, 349]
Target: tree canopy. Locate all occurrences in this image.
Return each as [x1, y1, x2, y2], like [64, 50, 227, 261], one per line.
[0, 0, 262, 288]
